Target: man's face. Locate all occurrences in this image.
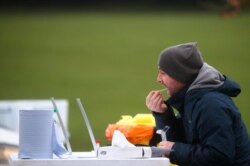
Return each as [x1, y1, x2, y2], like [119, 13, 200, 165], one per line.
[156, 69, 185, 97]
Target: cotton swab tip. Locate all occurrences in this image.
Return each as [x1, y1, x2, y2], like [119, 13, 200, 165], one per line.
[159, 88, 167, 92]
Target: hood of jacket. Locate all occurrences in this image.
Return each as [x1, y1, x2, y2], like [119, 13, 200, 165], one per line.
[188, 62, 241, 97]
[166, 63, 241, 112]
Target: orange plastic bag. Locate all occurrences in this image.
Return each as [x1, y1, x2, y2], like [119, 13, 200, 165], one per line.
[105, 124, 154, 145]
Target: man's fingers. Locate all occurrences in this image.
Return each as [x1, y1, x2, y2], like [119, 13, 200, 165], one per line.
[146, 90, 166, 113]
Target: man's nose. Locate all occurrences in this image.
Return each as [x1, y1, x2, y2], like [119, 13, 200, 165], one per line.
[156, 74, 162, 83]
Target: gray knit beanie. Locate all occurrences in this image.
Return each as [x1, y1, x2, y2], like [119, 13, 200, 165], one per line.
[158, 42, 204, 83]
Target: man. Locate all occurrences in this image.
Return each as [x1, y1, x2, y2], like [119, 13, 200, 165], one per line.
[146, 42, 250, 166]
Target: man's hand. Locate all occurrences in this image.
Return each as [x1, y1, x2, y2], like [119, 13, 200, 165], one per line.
[159, 141, 175, 157]
[146, 90, 167, 113]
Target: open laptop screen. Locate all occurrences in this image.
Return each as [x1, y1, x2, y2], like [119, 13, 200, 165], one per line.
[76, 98, 98, 156]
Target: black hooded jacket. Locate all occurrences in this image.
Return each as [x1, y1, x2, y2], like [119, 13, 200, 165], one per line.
[153, 63, 250, 166]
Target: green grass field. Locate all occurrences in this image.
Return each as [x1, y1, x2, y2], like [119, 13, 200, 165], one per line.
[0, 10, 250, 151]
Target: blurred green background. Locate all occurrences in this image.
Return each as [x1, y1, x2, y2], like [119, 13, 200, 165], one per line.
[0, 9, 250, 151]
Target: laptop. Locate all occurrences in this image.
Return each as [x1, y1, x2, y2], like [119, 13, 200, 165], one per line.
[76, 98, 149, 159]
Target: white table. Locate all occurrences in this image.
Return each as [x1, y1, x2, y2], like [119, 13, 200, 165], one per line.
[8, 153, 170, 166]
